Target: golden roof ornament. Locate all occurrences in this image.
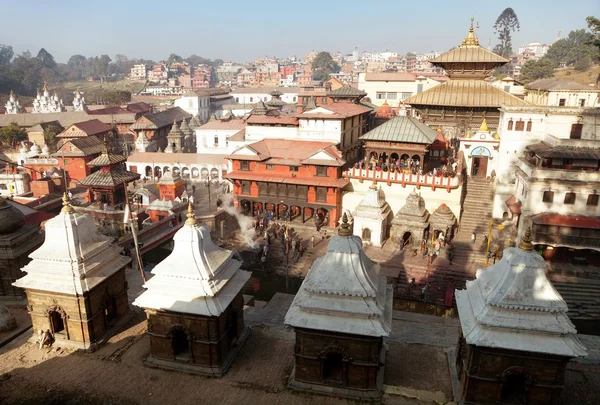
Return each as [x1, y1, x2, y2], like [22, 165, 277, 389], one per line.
[338, 212, 352, 237]
[479, 118, 489, 132]
[465, 130, 472, 138]
[461, 16, 480, 47]
[61, 192, 74, 213]
[518, 227, 534, 251]
[185, 203, 197, 226]
[369, 181, 377, 190]
[43, 82, 49, 91]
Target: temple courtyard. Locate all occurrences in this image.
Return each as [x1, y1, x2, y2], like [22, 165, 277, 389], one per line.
[1, 263, 599, 404]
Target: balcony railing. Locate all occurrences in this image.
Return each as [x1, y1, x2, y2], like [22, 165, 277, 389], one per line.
[344, 167, 461, 190]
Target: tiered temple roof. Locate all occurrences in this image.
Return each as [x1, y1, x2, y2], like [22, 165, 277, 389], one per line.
[285, 214, 393, 337]
[455, 229, 587, 357]
[133, 205, 251, 316]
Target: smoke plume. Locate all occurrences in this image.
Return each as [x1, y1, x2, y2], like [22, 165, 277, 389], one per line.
[220, 194, 258, 248]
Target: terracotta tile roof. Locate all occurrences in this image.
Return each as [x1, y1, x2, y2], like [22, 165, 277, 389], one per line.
[531, 213, 600, 230]
[197, 119, 246, 130]
[129, 107, 191, 130]
[226, 171, 349, 188]
[88, 102, 153, 115]
[87, 152, 127, 167]
[52, 137, 104, 157]
[403, 80, 530, 108]
[57, 119, 112, 138]
[226, 139, 344, 166]
[246, 115, 299, 126]
[430, 46, 509, 64]
[127, 152, 227, 166]
[227, 129, 246, 142]
[79, 169, 140, 187]
[298, 102, 371, 119]
[526, 79, 600, 92]
[360, 116, 439, 144]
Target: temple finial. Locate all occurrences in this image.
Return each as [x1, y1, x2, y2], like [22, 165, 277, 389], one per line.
[61, 192, 74, 213]
[518, 227, 534, 251]
[338, 212, 352, 237]
[369, 181, 377, 190]
[185, 203, 197, 226]
[461, 16, 480, 46]
[479, 118, 488, 132]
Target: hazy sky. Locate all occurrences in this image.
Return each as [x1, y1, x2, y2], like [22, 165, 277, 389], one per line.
[1, 0, 598, 63]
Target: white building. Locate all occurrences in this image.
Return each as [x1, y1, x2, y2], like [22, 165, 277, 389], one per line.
[490, 76, 526, 98]
[525, 79, 600, 107]
[4, 90, 23, 114]
[130, 64, 148, 80]
[357, 72, 447, 107]
[72, 88, 86, 112]
[125, 152, 228, 182]
[458, 119, 501, 178]
[174, 88, 232, 124]
[518, 41, 549, 58]
[230, 86, 298, 105]
[32, 84, 66, 113]
[0, 170, 30, 197]
[194, 118, 246, 156]
[352, 183, 392, 247]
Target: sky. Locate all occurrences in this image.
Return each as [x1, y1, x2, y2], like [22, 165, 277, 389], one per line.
[1, 0, 598, 63]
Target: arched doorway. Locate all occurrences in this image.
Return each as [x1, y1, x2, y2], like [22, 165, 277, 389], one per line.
[153, 166, 162, 178]
[173, 167, 180, 176]
[362, 227, 371, 242]
[323, 352, 344, 384]
[201, 168, 209, 180]
[145, 166, 152, 177]
[49, 310, 65, 334]
[181, 167, 190, 178]
[240, 200, 251, 215]
[470, 146, 491, 178]
[210, 168, 219, 180]
[169, 325, 190, 360]
[191, 167, 200, 179]
[163, 166, 170, 174]
[402, 232, 412, 250]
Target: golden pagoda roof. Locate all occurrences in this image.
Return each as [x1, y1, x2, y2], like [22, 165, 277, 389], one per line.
[430, 18, 509, 65]
[403, 80, 529, 108]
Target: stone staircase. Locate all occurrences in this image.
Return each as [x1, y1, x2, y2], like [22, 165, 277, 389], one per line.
[451, 177, 495, 271]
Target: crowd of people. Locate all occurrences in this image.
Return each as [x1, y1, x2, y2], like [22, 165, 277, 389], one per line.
[352, 154, 460, 178]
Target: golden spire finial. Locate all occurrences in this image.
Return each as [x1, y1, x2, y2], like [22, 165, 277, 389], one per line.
[9, 89, 14, 97]
[61, 192, 74, 213]
[338, 212, 352, 237]
[461, 16, 480, 47]
[518, 227, 534, 251]
[479, 118, 489, 132]
[43, 82, 48, 91]
[369, 181, 377, 190]
[185, 203, 197, 226]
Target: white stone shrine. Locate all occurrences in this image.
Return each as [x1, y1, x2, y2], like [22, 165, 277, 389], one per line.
[32, 83, 66, 113]
[4, 90, 23, 114]
[72, 87, 87, 111]
[352, 182, 391, 247]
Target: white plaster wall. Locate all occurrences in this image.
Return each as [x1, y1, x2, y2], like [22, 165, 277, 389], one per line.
[244, 126, 300, 142]
[298, 119, 342, 143]
[353, 217, 385, 247]
[230, 92, 298, 105]
[357, 73, 442, 107]
[195, 129, 239, 152]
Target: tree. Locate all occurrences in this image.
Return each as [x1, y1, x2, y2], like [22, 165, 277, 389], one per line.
[36, 48, 57, 69]
[574, 57, 591, 72]
[0, 123, 28, 147]
[586, 16, 600, 50]
[311, 52, 339, 81]
[0, 44, 14, 66]
[545, 29, 599, 66]
[43, 124, 62, 152]
[102, 90, 131, 105]
[493, 8, 520, 58]
[67, 54, 88, 79]
[167, 53, 183, 65]
[518, 58, 555, 84]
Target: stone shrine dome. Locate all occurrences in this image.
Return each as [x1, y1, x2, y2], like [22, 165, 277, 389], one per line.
[375, 101, 393, 118]
[0, 197, 25, 234]
[285, 214, 393, 337]
[455, 228, 587, 357]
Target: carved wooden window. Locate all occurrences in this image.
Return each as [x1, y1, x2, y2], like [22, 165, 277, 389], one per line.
[316, 187, 327, 202]
[258, 182, 267, 196]
[316, 166, 327, 177]
[564, 192, 576, 205]
[287, 185, 297, 198]
[526, 120, 532, 132]
[268, 183, 277, 196]
[297, 186, 308, 200]
[278, 184, 287, 196]
[507, 119, 514, 131]
[240, 160, 250, 171]
[515, 120, 525, 131]
[542, 191, 554, 203]
[241, 181, 251, 195]
[587, 194, 599, 206]
[570, 124, 583, 140]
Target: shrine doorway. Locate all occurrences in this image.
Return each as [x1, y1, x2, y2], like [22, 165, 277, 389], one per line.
[362, 227, 371, 242]
[402, 232, 413, 249]
[501, 374, 527, 404]
[472, 157, 488, 178]
[104, 295, 118, 326]
[154, 166, 162, 178]
[323, 352, 344, 384]
[169, 325, 190, 360]
[49, 310, 65, 335]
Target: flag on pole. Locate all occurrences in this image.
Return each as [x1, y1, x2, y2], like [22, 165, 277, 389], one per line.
[123, 203, 131, 224]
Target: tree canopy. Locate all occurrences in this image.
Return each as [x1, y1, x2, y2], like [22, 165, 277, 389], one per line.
[493, 8, 520, 58]
[544, 29, 599, 67]
[311, 52, 339, 81]
[518, 58, 556, 83]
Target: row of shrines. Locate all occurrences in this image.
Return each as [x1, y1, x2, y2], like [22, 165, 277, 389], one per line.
[7, 193, 587, 403]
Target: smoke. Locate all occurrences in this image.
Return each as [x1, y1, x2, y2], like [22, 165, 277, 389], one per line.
[220, 194, 258, 248]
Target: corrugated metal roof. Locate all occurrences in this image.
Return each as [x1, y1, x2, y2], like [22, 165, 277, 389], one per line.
[360, 116, 439, 145]
[79, 169, 139, 187]
[52, 137, 104, 157]
[403, 80, 530, 108]
[430, 46, 509, 64]
[531, 213, 600, 230]
[129, 107, 191, 130]
[526, 78, 599, 92]
[327, 85, 367, 97]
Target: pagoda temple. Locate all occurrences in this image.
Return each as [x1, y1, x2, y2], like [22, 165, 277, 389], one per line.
[13, 194, 131, 350]
[284, 213, 393, 399]
[79, 149, 140, 207]
[133, 204, 251, 376]
[454, 228, 587, 404]
[403, 17, 529, 137]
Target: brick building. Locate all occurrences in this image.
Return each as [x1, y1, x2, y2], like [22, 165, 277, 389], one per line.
[13, 195, 131, 350]
[129, 107, 191, 152]
[226, 139, 348, 228]
[56, 119, 112, 146]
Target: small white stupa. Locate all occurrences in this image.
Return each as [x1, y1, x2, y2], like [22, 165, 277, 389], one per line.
[352, 182, 391, 247]
[4, 90, 23, 114]
[133, 204, 251, 375]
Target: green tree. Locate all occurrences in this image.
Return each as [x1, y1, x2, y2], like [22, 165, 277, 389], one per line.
[167, 53, 183, 64]
[519, 58, 555, 84]
[0, 44, 14, 66]
[43, 124, 62, 152]
[545, 29, 599, 66]
[9, 55, 41, 95]
[36, 48, 57, 69]
[67, 54, 88, 79]
[493, 8, 520, 58]
[0, 123, 28, 147]
[311, 52, 339, 81]
[586, 16, 600, 50]
[102, 90, 131, 105]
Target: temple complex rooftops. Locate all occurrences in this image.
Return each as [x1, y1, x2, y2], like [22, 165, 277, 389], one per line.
[129, 107, 191, 130]
[226, 139, 345, 166]
[13, 195, 130, 295]
[455, 228, 587, 358]
[56, 119, 112, 138]
[526, 78, 600, 92]
[284, 214, 393, 337]
[86, 151, 127, 167]
[360, 116, 439, 144]
[133, 205, 251, 316]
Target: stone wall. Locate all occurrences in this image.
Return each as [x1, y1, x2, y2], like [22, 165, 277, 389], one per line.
[0, 226, 44, 300]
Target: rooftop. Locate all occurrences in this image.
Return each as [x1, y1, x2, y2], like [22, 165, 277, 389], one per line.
[230, 86, 298, 94]
[197, 118, 246, 130]
[56, 119, 112, 138]
[531, 213, 600, 230]
[526, 78, 599, 92]
[52, 136, 104, 157]
[86, 152, 127, 167]
[130, 107, 191, 130]
[364, 72, 448, 82]
[361, 115, 439, 144]
[327, 84, 367, 97]
[226, 139, 344, 166]
[79, 169, 140, 187]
